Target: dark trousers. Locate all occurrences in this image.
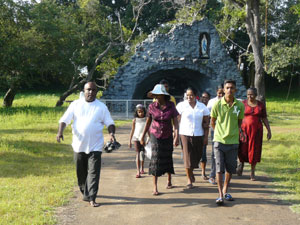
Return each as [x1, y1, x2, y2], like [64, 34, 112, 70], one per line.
[74, 151, 102, 202]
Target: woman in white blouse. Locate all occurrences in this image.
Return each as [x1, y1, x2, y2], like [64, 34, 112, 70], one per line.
[176, 87, 210, 189]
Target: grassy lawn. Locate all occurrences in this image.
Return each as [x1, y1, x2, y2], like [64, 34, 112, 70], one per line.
[0, 91, 300, 223]
[0, 93, 130, 224]
[256, 114, 300, 213]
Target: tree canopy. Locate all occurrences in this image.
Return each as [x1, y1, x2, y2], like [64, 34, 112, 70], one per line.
[1, 0, 299, 106]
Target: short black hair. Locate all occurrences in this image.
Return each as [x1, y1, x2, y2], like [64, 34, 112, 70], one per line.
[217, 84, 223, 90]
[159, 79, 169, 85]
[224, 79, 236, 87]
[202, 91, 211, 98]
[186, 87, 198, 96]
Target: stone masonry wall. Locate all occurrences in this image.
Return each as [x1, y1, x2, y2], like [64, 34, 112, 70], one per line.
[102, 18, 246, 99]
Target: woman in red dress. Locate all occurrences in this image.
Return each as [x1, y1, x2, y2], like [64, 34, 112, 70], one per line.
[237, 88, 272, 181]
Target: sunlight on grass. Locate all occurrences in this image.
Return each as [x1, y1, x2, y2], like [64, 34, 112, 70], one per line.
[258, 114, 300, 213]
[0, 93, 130, 224]
[1, 92, 300, 223]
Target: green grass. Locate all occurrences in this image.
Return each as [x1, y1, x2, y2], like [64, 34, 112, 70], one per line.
[1, 91, 300, 223]
[256, 114, 300, 213]
[0, 93, 130, 225]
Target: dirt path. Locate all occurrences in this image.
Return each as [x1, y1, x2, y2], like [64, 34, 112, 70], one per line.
[56, 125, 300, 225]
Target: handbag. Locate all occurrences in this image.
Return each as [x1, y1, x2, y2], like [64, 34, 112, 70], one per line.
[144, 141, 152, 159]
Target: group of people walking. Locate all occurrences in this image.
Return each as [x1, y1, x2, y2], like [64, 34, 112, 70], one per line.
[129, 79, 272, 205]
[56, 79, 271, 207]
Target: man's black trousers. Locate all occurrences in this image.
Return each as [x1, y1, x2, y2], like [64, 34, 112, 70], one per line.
[74, 151, 102, 202]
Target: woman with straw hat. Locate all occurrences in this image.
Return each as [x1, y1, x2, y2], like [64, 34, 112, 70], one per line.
[140, 84, 179, 195]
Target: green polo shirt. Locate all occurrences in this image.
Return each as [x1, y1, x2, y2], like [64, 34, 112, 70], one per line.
[211, 97, 244, 144]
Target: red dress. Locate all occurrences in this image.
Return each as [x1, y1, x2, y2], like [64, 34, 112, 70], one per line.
[239, 100, 267, 164]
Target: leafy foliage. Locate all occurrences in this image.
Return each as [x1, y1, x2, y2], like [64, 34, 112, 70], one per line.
[265, 43, 300, 82]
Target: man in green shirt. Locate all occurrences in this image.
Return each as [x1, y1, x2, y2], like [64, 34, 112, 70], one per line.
[211, 79, 245, 205]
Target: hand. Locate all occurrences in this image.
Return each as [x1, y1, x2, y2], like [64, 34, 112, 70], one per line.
[203, 136, 208, 146]
[240, 129, 246, 142]
[267, 131, 272, 140]
[140, 138, 145, 146]
[110, 133, 115, 142]
[56, 133, 64, 143]
[128, 141, 132, 148]
[173, 136, 179, 147]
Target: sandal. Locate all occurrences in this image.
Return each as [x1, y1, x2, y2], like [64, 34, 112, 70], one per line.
[216, 197, 224, 205]
[136, 174, 141, 178]
[186, 184, 194, 189]
[166, 183, 173, 189]
[224, 193, 234, 201]
[208, 178, 217, 185]
[202, 175, 209, 180]
[89, 201, 100, 207]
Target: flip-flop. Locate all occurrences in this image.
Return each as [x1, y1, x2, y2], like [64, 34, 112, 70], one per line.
[166, 183, 173, 189]
[224, 193, 234, 201]
[140, 170, 145, 174]
[186, 184, 194, 189]
[89, 201, 100, 207]
[152, 191, 159, 196]
[208, 178, 217, 185]
[216, 197, 224, 205]
[202, 175, 209, 180]
[136, 174, 141, 178]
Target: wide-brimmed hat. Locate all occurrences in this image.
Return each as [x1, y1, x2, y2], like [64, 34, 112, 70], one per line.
[148, 84, 170, 98]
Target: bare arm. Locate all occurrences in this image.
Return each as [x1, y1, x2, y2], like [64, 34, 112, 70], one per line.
[211, 117, 217, 130]
[173, 116, 179, 146]
[108, 124, 116, 142]
[140, 117, 152, 146]
[128, 119, 136, 148]
[262, 117, 272, 140]
[202, 116, 209, 145]
[56, 122, 66, 143]
[177, 114, 181, 124]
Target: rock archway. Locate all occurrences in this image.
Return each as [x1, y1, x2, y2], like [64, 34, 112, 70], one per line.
[103, 18, 246, 100]
[132, 68, 208, 99]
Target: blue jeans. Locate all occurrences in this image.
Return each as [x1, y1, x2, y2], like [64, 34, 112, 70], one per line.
[210, 130, 216, 178]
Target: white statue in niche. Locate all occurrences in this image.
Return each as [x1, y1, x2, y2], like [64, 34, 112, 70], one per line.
[201, 34, 208, 57]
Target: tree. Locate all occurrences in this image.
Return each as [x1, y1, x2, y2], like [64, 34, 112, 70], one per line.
[0, 0, 83, 107]
[55, 0, 178, 106]
[0, 0, 32, 107]
[222, 0, 265, 101]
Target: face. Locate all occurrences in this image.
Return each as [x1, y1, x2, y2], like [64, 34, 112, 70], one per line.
[216, 88, 224, 99]
[84, 82, 98, 102]
[223, 82, 236, 98]
[186, 90, 196, 104]
[155, 94, 164, 101]
[247, 90, 256, 101]
[201, 93, 210, 105]
[137, 108, 145, 118]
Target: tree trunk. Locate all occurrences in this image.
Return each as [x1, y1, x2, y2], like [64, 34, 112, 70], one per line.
[3, 87, 16, 107]
[55, 79, 86, 107]
[249, 62, 255, 87]
[56, 43, 112, 107]
[245, 0, 265, 102]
